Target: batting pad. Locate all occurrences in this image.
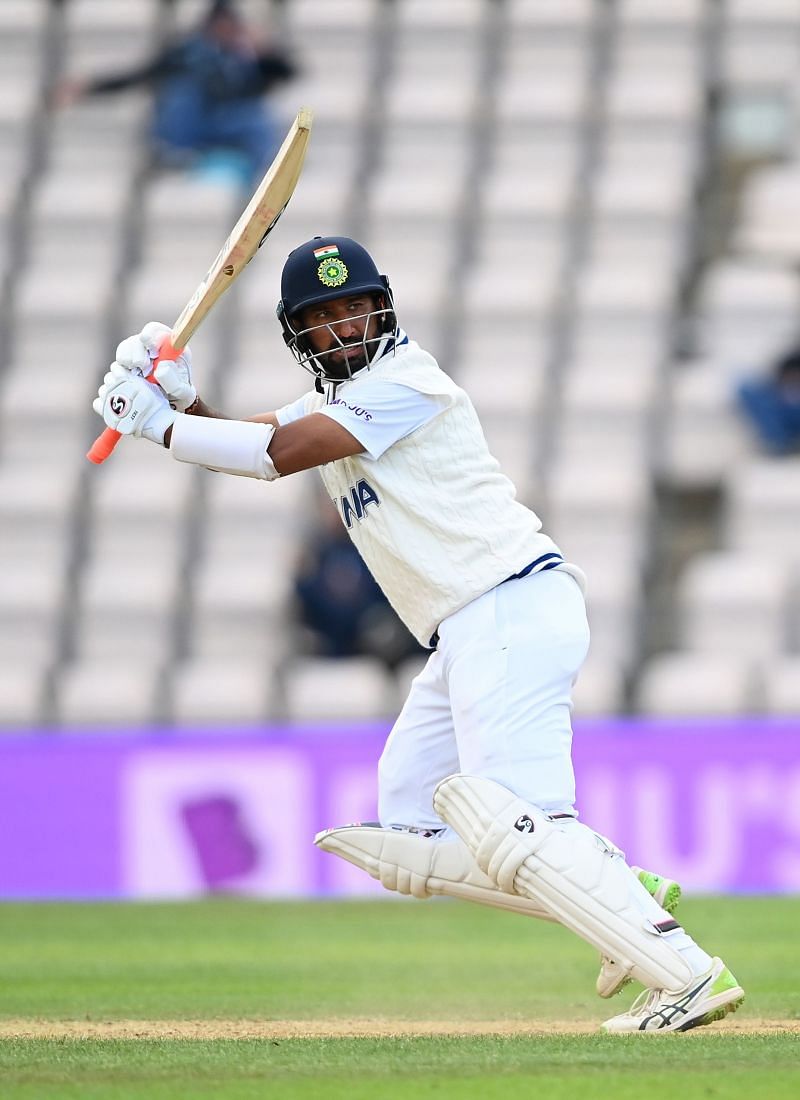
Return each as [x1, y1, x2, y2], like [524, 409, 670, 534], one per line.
[433, 775, 693, 993]
[315, 824, 555, 922]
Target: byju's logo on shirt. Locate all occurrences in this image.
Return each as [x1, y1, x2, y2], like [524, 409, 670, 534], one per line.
[338, 479, 380, 528]
[330, 398, 373, 422]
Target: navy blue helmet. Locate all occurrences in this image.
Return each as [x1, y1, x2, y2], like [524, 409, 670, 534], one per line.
[277, 236, 396, 381]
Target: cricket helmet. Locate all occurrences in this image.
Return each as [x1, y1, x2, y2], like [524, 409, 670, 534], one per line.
[277, 236, 396, 381]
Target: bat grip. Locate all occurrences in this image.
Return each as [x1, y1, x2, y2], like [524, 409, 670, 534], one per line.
[152, 336, 184, 371]
[86, 335, 184, 464]
[86, 426, 122, 464]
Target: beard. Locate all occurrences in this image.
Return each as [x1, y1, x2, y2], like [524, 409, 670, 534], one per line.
[318, 341, 372, 379]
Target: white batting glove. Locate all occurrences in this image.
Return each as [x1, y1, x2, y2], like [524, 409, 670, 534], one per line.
[115, 321, 197, 412]
[92, 362, 176, 445]
[142, 320, 197, 411]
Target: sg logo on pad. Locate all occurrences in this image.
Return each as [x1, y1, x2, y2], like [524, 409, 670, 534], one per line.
[514, 814, 535, 833]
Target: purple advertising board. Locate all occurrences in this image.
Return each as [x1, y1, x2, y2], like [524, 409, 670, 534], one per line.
[0, 718, 798, 898]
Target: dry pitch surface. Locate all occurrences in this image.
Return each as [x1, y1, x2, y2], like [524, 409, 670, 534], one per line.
[1, 1017, 797, 1039]
[1, 902, 798, 1099]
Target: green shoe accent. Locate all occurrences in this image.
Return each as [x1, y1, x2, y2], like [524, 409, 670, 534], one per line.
[636, 870, 682, 915]
[675, 965, 745, 1032]
[711, 967, 740, 996]
[678, 993, 745, 1032]
[602, 957, 745, 1032]
[660, 881, 682, 914]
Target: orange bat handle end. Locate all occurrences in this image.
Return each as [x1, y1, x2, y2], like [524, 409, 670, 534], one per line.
[86, 334, 184, 465]
[153, 337, 183, 367]
[87, 427, 122, 464]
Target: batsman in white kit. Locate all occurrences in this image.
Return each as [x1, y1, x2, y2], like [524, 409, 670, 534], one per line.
[93, 236, 744, 1032]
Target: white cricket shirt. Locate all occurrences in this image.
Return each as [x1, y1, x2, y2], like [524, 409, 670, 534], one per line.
[276, 338, 584, 646]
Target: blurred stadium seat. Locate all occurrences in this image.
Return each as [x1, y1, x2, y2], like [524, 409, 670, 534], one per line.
[676, 552, 794, 657]
[54, 660, 164, 725]
[635, 652, 761, 715]
[170, 655, 280, 724]
[283, 656, 398, 721]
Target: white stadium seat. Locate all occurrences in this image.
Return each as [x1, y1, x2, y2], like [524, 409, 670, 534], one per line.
[572, 656, 628, 717]
[285, 0, 381, 33]
[618, 0, 704, 26]
[761, 657, 800, 714]
[170, 657, 280, 724]
[506, 0, 594, 32]
[54, 660, 163, 726]
[636, 652, 761, 715]
[734, 165, 800, 264]
[0, 663, 50, 726]
[283, 657, 398, 721]
[723, 457, 800, 562]
[659, 362, 753, 487]
[676, 552, 793, 657]
[546, 459, 652, 566]
[696, 263, 800, 365]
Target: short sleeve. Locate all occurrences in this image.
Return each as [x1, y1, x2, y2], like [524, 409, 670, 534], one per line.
[317, 379, 444, 459]
[275, 393, 313, 426]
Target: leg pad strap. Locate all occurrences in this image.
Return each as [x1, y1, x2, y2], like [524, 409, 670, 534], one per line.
[314, 823, 556, 922]
[433, 774, 693, 992]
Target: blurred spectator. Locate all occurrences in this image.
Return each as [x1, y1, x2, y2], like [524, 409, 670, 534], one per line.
[51, 0, 297, 186]
[735, 343, 800, 456]
[292, 493, 421, 672]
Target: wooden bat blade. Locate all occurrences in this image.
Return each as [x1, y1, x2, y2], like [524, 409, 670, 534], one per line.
[171, 106, 313, 348]
[87, 107, 313, 466]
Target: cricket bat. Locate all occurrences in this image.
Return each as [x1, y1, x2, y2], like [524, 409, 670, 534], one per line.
[87, 106, 314, 464]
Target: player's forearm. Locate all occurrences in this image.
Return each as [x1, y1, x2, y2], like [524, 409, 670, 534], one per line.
[267, 414, 363, 475]
[184, 396, 230, 420]
[163, 413, 360, 469]
[247, 411, 281, 428]
[163, 410, 360, 475]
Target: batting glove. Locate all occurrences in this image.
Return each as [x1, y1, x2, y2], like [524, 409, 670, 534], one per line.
[93, 362, 176, 445]
[115, 321, 197, 412]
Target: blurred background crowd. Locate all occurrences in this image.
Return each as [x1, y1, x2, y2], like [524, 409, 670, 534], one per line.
[2, 0, 800, 731]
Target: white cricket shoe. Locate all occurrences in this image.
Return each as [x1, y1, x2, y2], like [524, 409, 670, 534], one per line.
[601, 957, 744, 1033]
[596, 866, 683, 998]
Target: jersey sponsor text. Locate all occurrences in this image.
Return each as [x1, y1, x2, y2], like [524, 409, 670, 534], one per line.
[338, 478, 380, 528]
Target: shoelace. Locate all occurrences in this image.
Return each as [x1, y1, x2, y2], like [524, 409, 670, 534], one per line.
[625, 987, 663, 1018]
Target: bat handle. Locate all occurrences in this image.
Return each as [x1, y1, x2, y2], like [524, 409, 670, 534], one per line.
[86, 335, 183, 465]
[86, 427, 122, 464]
[152, 336, 184, 371]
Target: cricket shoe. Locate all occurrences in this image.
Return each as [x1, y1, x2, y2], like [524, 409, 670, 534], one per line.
[601, 956, 744, 1033]
[596, 866, 683, 999]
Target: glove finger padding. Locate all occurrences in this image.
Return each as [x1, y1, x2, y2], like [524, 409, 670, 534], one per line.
[152, 337, 196, 413]
[117, 321, 197, 412]
[108, 361, 132, 383]
[138, 320, 173, 358]
[153, 358, 196, 411]
[114, 334, 151, 375]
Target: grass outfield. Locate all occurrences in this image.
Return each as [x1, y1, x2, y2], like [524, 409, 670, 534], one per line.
[0, 896, 797, 1098]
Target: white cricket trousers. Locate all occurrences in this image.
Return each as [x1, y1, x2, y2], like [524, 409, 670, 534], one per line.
[378, 568, 590, 829]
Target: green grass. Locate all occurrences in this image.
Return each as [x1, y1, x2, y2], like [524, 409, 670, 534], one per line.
[0, 896, 798, 1098]
[2, 1036, 799, 1100]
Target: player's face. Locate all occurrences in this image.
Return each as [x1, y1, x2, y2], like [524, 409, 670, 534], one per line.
[296, 293, 384, 379]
